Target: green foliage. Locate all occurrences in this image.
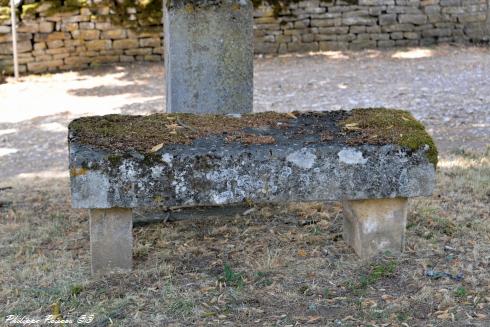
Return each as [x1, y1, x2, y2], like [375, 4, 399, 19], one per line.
[221, 263, 245, 288]
[348, 260, 398, 294]
[454, 286, 467, 298]
[70, 284, 84, 297]
[21, 3, 41, 18]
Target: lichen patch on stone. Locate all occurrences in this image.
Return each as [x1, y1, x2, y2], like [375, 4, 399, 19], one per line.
[338, 148, 368, 165]
[286, 148, 317, 169]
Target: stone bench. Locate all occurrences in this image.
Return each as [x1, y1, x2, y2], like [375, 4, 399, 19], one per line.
[68, 108, 437, 274]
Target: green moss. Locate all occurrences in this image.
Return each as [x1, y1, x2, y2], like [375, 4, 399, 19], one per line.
[107, 154, 123, 167]
[64, 0, 88, 8]
[21, 3, 40, 18]
[340, 108, 438, 167]
[0, 6, 10, 15]
[69, 112, 291, 153]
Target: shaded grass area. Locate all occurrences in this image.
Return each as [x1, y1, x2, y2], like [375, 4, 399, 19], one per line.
[0, 148, 489, 325]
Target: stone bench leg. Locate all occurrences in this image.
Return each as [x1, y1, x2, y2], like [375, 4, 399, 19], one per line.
[89, 208, 133, 274]
[342, 198, 408, 259]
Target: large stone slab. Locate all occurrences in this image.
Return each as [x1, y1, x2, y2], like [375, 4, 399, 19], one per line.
[164, 0, 253, 114]
[68, 109, 437, 209]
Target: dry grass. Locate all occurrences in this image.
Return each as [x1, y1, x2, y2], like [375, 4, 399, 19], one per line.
[0, 148, 489, 326]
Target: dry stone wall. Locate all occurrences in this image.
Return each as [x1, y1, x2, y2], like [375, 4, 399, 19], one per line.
[0, 0, 488, 75]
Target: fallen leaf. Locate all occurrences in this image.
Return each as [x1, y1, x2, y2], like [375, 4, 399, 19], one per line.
[476, 313, 487, 320]
[150, 143, 163, 153]
[307, 316, 321, 323]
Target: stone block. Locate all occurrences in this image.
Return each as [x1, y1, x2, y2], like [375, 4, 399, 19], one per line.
[287, 41, 319, 52]
[47, 40, 64, 49]
[143, 54, 162, 62]
[342, 16, 377, 26]
[0, 40, 32, 54]
[254, 42, 279, 54]
[47, 32, 69, 41]
[164, 0, 253, 114]
[68, 110, 436, 209]
[380, 14, 397, 25]
[79, 29, 100, 40]
[422, 28, 452, 37]
[91, 55, 119, 64]
[403, 31, 421, 39]
[113, 39, 138, 49]
[319, 26, 349, 34]
[342, 198, 408, 259]
[124, 48, 152, 56]
[39, 21, 54, 33]
[139, 37, 161, 47]
[17, 21, 39, 33]
[65, 56, 91, 66]
[86, 39, 111, 50]
[101, 29, 127, 40]
[62, 22, 78, 32]
[399, 14, 428, 24]
[310, 18, 336, 27]
[319, 41, 347, 50]
[378, 39, 396, 47]
[440, 0, 460, 5]
[90, 208, 133, 274]
[79, 22, 95, 30]
[27, 59, 63, 72]
[34, 42, 47, 50]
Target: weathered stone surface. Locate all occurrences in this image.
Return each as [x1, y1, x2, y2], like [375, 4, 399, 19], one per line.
[164, 0, 253, 114]
[68, 110, 436, 209]
[342, 198, 408, 258]
[90, 208, 133, 273]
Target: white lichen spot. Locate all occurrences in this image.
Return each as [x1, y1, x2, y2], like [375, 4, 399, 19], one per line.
[279, 166, 292, 179]
[338, 148, 368, 165]
[162, 153, 173, 167]
[286, 148, 317, 169]
[212, 191, 233, 205]
[120, 160, 138, 180]
[363, 218, 379, 234]
[151, 166, 164, 179]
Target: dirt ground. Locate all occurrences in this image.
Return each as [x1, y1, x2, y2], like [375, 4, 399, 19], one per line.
[0, 45, 489, 326]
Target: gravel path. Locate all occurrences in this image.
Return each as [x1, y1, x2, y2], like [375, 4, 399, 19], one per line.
[0, 45, 489, 180]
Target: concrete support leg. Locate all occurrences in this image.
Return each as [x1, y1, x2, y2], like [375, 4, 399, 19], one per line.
[89, 208, 133, 274]
[342, 198, 408, 259]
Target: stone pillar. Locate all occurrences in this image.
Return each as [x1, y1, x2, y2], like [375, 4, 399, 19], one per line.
[89, 208, 133, 274]
[342, 198, 408, 259]
[164, 0, 253, 114]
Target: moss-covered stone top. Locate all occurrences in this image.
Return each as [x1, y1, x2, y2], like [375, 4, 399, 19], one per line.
[69, 112, 291, 151]
[68, 108, 437, 166]
[340, 108, 438, 166]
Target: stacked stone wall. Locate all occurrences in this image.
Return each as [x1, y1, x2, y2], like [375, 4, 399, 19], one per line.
[0, 0, 488, 75]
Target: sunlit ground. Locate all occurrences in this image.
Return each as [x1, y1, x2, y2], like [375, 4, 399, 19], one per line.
[0, 68, 162, 124]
